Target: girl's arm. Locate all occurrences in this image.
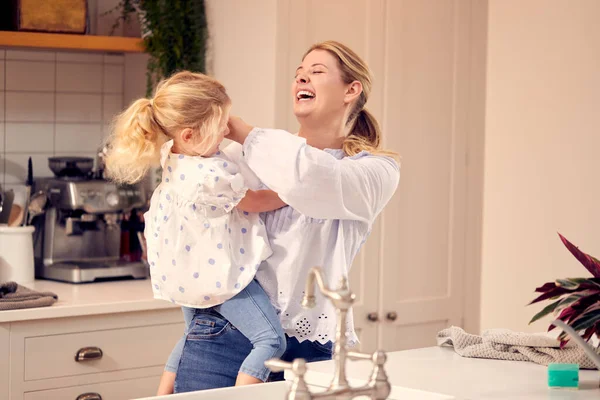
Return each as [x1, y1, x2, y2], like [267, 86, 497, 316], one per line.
[236, 189, 286, 213]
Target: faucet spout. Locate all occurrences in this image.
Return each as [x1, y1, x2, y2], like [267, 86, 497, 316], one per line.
[267, 266, 388, 399]
[302, 266, 356, 311]
[302, 267, 332, 309]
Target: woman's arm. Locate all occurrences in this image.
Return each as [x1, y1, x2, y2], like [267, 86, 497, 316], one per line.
[231, 123, 399, 224]
[236, 190, 286, 213]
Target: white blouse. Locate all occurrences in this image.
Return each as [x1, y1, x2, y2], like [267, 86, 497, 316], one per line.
[144, 140, 271, 309]
[223, 128, 400, 345]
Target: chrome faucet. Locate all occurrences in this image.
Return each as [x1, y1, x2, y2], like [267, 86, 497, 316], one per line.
[265, 266, 391, 399]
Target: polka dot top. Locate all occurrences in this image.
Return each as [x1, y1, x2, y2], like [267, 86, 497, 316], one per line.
[144, 140, 272, 308]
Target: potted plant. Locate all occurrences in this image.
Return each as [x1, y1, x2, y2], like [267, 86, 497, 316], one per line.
[529, 233, 600, 348]
[105, 0, 208, 187]
[106, 0, 208, 96]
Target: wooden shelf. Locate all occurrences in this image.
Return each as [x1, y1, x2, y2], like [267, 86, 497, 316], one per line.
[0, 31, 144, 53]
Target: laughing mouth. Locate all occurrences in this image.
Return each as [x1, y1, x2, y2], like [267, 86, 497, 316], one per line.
[296, 90, 316, 101]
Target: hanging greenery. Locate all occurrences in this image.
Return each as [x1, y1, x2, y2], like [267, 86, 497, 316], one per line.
[106, 0, 207, 96]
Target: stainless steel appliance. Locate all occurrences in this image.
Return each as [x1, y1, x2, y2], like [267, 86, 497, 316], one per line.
[33, 157, 148, 283]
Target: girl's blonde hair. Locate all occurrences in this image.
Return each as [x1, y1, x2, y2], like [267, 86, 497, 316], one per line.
[303, 41, 397, 158]
[105, 71, 230, 184]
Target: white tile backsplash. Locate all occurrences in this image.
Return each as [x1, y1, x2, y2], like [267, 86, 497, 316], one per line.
[0, 61, 5, 90]
[0, 47, 137, 184]
[103, 65, 124, 93]
[6, 61, 55, 92]
[6, 50, 55, 61]
[5, 123, 54, 152]
[56, 94, 102, 122]
[57, 52, 103, 64]
[57, 63, 103, 93]
[0, 123, 4, 153]
[4, 153, 54, 184]
[55, 123, 103, 152]
[104, 54, 125, 65]
[6, 93, 55, 122]
[103, 94, 124, 124]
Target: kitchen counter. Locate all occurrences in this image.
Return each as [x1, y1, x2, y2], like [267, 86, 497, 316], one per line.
[0, 278, 178, 323]
[302, 346, 600, 399]
[137, 347, 600, 399]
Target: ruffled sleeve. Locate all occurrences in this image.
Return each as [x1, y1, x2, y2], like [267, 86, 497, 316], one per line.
[242, 128, 400, 224]
[194, 158, 248, 213]
[160, 140, 174, 167]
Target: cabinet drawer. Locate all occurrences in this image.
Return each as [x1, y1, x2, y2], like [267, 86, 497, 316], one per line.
[24, 323, 181, 381]
[23, 375, 159, 400]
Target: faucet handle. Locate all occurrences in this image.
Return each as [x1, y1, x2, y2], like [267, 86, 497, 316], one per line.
[369, 351, 391, 400]
[265, 358, 312, 400]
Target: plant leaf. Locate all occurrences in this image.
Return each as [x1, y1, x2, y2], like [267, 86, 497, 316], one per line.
[535, 282, 558, 293]
[530, 299, 563, 324]
[558, 233, 600, 278]
[578, 302, 600, 317]
[582, 325, 596, 341]
[569, 310, 600, 333]
[557, 292, 588, 308]
[529, 286, 570, 305]
[549, 306, 579, 332]
[556, 278, 589, 290]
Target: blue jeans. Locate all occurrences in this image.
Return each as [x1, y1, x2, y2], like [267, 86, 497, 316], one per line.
[169, 300, 333, 393]
[167, 280, 285, 383]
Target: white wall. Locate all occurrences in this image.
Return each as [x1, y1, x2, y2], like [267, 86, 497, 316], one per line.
[480, 0, 600, 332]
[205, 0, 278, 129]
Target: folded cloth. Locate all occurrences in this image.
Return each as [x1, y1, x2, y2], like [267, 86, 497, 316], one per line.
[437, 326, 598, 370]
[0, 282, 58, 311]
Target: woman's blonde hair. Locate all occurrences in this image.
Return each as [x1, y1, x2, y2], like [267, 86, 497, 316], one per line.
[303, 41, 397, 158]
[105, 71, 230, 184]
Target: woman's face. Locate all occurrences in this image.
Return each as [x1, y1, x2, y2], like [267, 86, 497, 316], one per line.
[292, 49, 349, 121]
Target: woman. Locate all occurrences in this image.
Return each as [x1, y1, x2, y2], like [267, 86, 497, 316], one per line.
[159, 40, 400, 394]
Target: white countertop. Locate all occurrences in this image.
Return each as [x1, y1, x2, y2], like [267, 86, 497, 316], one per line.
[301, 346, 600, 399]
[0, 279, 178, 323]
[136, 346, 600, 399]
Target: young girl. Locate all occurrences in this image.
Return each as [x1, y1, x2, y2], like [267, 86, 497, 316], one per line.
[104, 71, 286, 389]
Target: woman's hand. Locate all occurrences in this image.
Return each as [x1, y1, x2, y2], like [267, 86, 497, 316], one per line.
[227, 115, 254, 144]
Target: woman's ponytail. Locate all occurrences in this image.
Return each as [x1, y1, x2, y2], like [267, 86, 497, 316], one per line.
[343, 108, 381, 157]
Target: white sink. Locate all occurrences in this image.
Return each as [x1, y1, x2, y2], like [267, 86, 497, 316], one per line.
[135, 380, 453, 400]
[299, 358, 456, 400]
[135, 381, 291, 400]
[305, 379, 455, 400]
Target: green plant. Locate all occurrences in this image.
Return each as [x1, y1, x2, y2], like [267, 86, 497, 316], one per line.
[106, 0, 208, 96]
[529, 233, 600, 348]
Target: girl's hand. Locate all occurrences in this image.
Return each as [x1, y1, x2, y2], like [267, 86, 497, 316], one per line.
[227, 115, 254, 144]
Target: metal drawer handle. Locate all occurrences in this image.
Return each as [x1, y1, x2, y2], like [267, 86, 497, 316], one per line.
[75, 347, 103, 362]
[76, 393, 102, 400]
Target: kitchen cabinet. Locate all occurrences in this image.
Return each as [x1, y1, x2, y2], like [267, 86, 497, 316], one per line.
[1, 280, 183, 400]
[274, 0, 486, 352]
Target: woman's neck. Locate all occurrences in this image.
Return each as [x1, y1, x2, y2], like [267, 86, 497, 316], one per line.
[297, 114, 349, 150]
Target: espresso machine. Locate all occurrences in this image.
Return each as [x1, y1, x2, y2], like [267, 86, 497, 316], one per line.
[33, 156, 149, 283]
